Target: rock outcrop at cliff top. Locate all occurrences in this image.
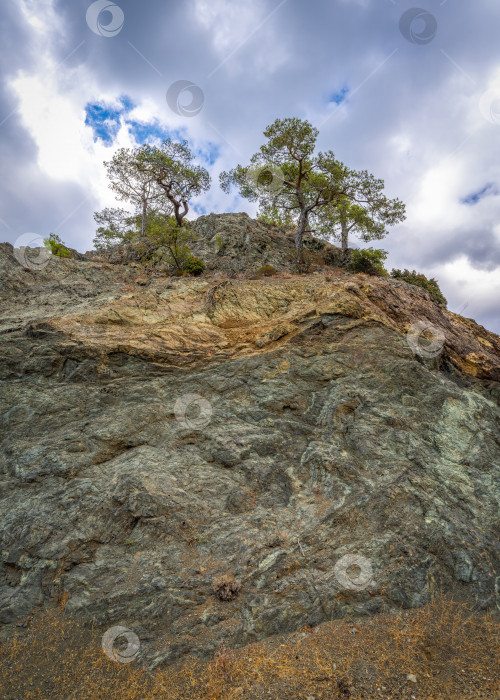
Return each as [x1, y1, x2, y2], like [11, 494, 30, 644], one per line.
[0, 214, 499, 667]
[98, 212, 349, 272]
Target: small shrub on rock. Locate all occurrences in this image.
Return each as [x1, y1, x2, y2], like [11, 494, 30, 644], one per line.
[182, 257, 206, 276]
[349, 248, 388, 276]
[256, 265, 277, 276]
[391, 268, 447, 305]
[43, 233, 71, 258]
[212, 574, 242, 601]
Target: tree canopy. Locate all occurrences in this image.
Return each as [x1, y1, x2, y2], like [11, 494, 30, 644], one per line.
[93, 207, 142, 250]
[137, 139, 211, 226]
[220, 117, 406, 265]
[317, 189, 406, 251]
[95, 139, 211, 271]
[104, 147, 165, 237]
[91, 120, 410, 280]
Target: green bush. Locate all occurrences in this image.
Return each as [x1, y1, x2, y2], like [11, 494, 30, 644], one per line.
[182, 257, 206, 276]
[349, 248, 388, 276]
[135, 214, 200, 274]
[391, 269, 447, 305]
[92, 208, 140, 251]
[256, 264, 277, 276]
[43, 233, 71, 258]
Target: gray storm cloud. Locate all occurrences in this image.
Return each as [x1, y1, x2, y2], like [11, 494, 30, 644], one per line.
[0, 0, 499, 331]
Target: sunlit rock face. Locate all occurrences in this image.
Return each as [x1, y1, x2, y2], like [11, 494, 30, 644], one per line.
[0, 217, 499, 666]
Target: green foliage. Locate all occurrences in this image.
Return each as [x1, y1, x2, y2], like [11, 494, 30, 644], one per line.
[256, 265, 277, 276]
[220, 117, 406, 265]
[136, 213, 191, 269]
[182, 257, 206, 276]
[257, 210, 294, 229]
[318, 195, 406, 250]
[92, 206, 204, 274]
[92, 208, 141, 251]
[43, 233, 71, 258]
[135, 212, 204, 274]
[104, 146, 165, 236]
[391, 268, 447, 305]
[137, 139, 211, 227]
[349, 248, 388, 276]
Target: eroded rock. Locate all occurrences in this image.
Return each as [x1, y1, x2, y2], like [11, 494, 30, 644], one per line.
[0, 217, 499, 667]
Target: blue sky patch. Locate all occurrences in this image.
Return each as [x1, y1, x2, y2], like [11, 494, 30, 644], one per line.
[329, 85, 349, 106]
[195, 143, 220, 166]
[461, 183, 498, 205]
[84, 96, 220, 169]
[126, 120, 174, 144]
[84, 95, 135, 145]
[191, 203, 208, 217]
[85, 95, 191, 148]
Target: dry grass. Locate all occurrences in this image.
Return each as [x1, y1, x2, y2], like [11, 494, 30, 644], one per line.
[212, 573, 243, 602]
[0, 597, 498, 699]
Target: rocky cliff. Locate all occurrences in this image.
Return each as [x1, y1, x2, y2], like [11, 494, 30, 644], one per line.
[0, 214, 499, 668]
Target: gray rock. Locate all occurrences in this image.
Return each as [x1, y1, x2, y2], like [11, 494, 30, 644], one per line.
[0, 221, 499, 667]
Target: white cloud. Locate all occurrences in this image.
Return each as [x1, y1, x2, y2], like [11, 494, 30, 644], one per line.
[194, 0, 262, 54]
[193, 0, 289, 76]
[437, 256, 500, 322]
[1, 0, 499, 331]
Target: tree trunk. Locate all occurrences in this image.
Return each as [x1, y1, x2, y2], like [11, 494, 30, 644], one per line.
[141, 199, 147, 237]
[173, 201, 188, 227]
[341, 220, 348, 250]
[156, 180, 186, 227]
[173, 203, 183, 227]
[294, 209, 308, 270]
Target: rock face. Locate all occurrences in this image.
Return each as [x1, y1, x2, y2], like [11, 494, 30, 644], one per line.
[90, 212, 351, 273]
[0, 215, 499, 667]
[190, 212, 350, 273]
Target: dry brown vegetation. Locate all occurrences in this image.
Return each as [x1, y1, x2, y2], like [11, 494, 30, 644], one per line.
[0, 597, 498, 699]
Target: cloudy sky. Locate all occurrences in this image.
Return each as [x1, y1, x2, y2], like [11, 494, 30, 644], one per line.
[1, 0, 499, 332]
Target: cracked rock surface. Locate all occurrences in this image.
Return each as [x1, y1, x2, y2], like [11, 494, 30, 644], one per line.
[0, 215, 499, 666]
